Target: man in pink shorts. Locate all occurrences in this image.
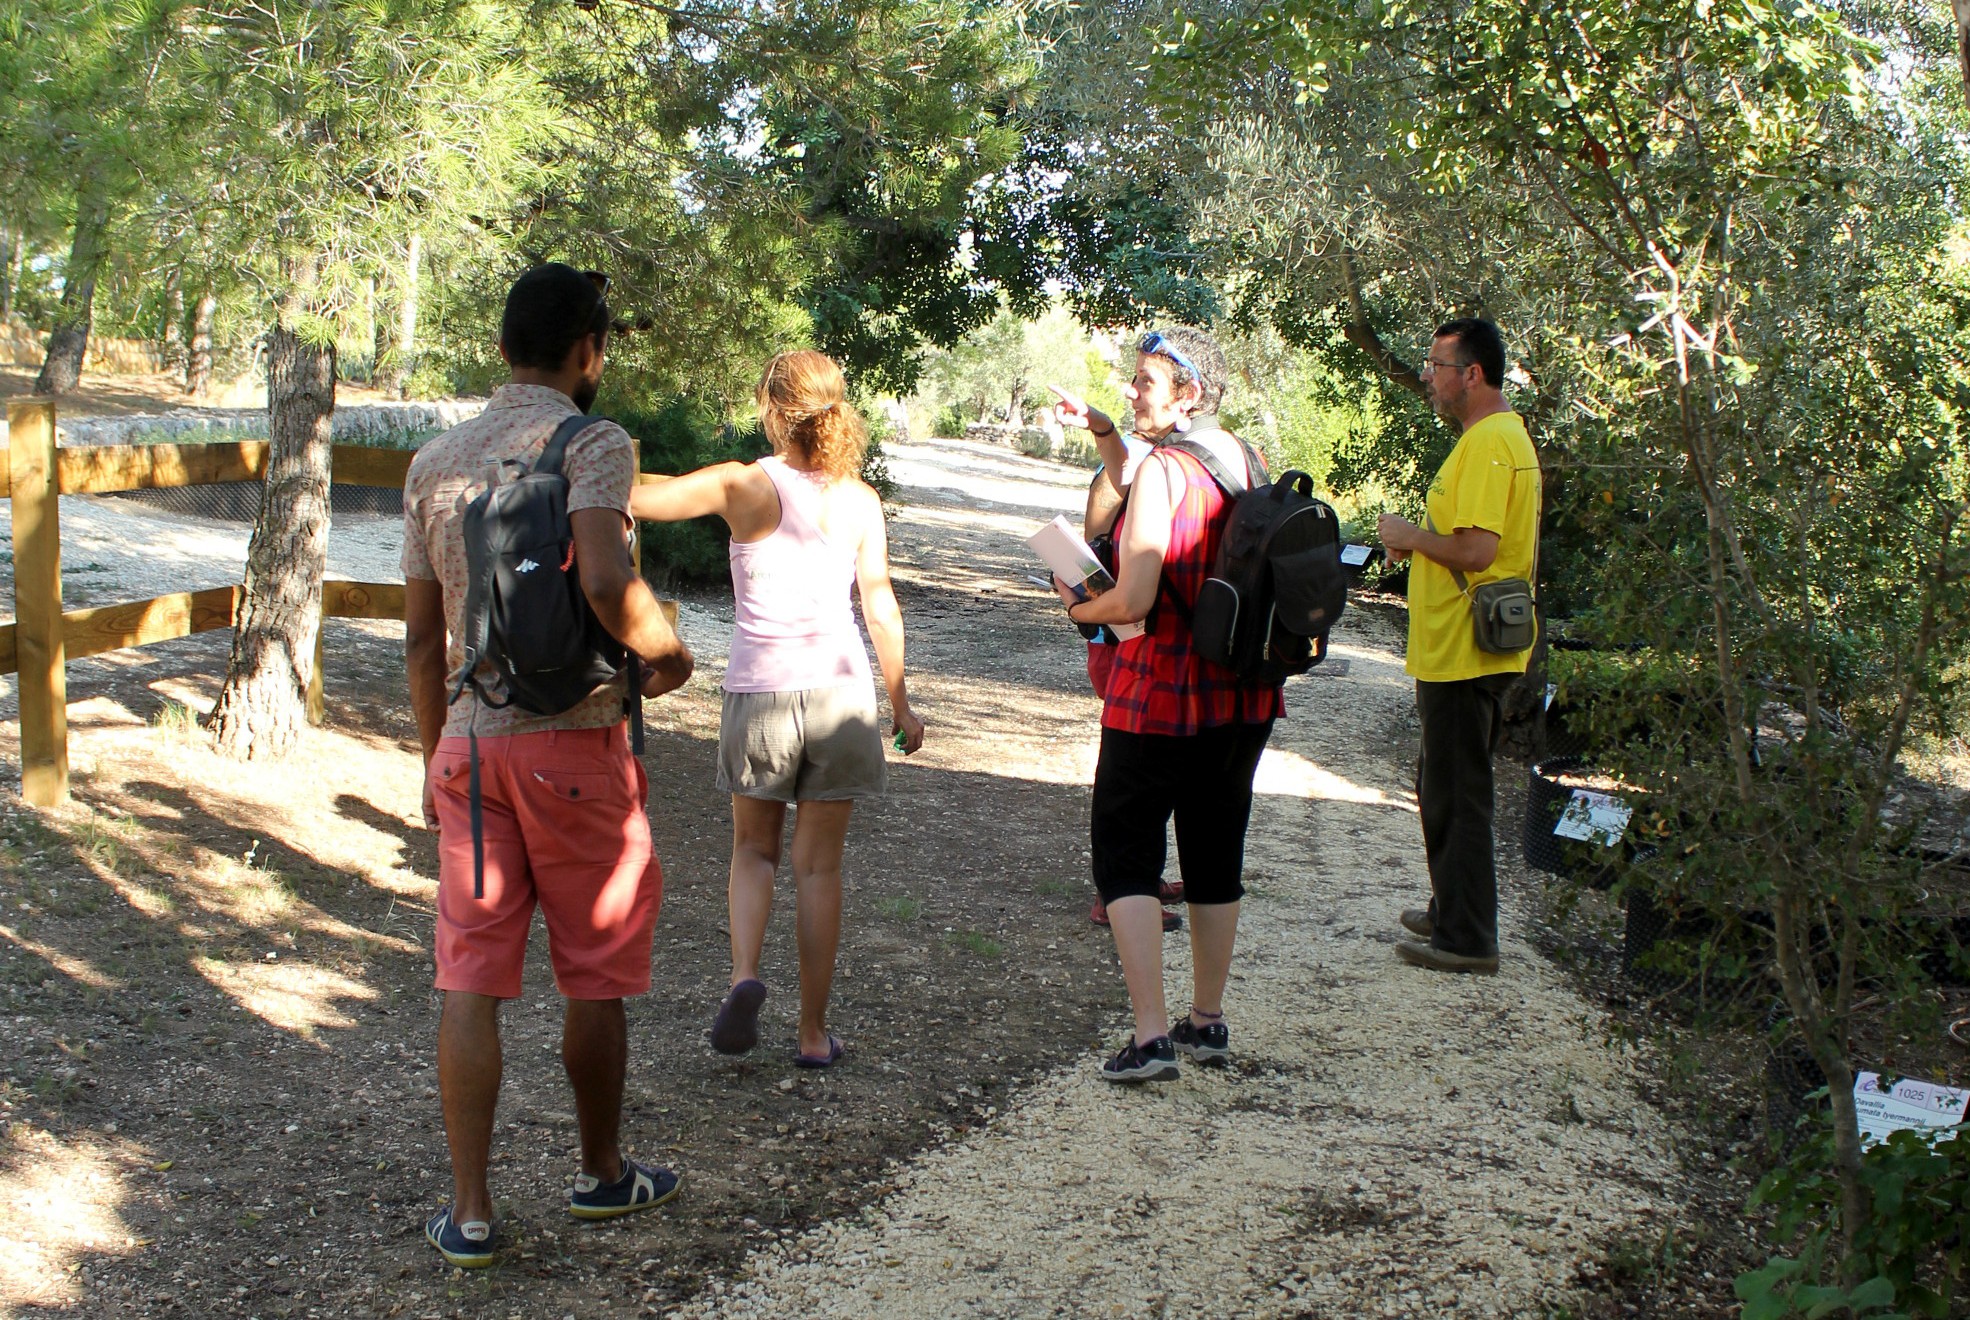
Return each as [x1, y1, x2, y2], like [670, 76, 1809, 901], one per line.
[402, 264, 694, 1268]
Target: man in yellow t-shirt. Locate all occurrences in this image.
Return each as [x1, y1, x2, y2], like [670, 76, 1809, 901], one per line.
[1377, 318, 1542, 974]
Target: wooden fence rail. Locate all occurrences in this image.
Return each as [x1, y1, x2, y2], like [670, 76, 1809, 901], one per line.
[10, 398, 683, 809]
[5, 398, 424, 805]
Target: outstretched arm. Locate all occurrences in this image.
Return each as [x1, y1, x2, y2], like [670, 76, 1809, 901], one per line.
[1049, 384, 1131, 497]
[628, 462, 762, 526]
[853, 487, 924, 753]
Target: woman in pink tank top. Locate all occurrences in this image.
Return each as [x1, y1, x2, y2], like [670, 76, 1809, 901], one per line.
[630, 351, 925, 1068]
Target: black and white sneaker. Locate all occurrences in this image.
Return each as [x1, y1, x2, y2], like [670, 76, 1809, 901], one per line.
[569, 1158, 681, 1220]
[1169, 1014, 1230, 1067]
[1100, 1034, 1179, 1084]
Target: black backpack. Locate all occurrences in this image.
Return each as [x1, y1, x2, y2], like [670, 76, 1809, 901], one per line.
[1166, 435, 1347, 684]
[447, 412, 643, 893]
[450, 413, 635, 718]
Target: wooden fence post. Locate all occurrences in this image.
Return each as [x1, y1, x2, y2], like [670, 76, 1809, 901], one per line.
[8, 399, 66, 805]
[306, 616, 325, 726]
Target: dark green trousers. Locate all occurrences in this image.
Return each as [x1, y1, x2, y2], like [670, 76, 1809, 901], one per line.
[1415, 674, 1517, 958]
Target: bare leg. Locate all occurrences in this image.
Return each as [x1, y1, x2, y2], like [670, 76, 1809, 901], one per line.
[789, 799, 854, 1058]
[1107, 894, 1169, 1043]
[729, 795, 789, 984]
[438, 991, 502, 1224]
[1187, 900, 1241, 1020]
[562, 997, 626, 1182]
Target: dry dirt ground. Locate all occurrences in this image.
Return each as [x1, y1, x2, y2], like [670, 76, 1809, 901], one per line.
[0, 431, 1731, 1318]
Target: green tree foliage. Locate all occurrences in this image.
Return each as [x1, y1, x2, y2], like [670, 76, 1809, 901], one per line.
[0, 1, 196, 393]
[519, 0, 1036, 402]
[915, 305, 1102, 426]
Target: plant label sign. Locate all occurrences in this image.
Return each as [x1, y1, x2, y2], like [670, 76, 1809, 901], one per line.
[1853, 1072, 1969, 1149]
[1553, 789, 1632, 848]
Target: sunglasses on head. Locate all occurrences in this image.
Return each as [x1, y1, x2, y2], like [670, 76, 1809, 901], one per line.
[581, 269, 627, 336]
[1138, 331, 1202, 385]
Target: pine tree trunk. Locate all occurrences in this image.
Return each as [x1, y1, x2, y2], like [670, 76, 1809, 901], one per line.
[393, 231, 421, 399]
[371, 275, 400, 397]
[34, 190, 112, 396]
[162, 268, 186, 376]
[185, 289, 216, 396]
[0, 224, 16, 322]
[209, 279, 335, 761]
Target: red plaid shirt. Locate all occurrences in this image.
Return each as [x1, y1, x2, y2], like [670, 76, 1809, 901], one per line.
[1102, 447, 1287, 736]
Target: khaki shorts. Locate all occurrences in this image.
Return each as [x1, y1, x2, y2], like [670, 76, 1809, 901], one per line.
[717, 684, 888, 803]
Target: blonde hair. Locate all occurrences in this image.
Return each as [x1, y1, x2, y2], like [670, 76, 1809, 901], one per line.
[756, 350, 867, 481]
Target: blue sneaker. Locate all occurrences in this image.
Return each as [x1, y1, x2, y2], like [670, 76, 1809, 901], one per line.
[424, 1206, 495, 1268]
[569, 1157, 681, 1220]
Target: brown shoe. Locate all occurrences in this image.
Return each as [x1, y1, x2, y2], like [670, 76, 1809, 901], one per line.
[1399, 908, 1434, 940]
[1395, 940, 1498, 975]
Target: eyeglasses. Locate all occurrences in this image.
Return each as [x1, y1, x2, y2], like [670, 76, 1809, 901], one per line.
[1420, 355, 1474, 374]
[584, 270, 610, 297]
[1138, 331, 1203, 385]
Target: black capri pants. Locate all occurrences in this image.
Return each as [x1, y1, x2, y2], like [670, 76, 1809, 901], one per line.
[1090, 719, 1276, 905]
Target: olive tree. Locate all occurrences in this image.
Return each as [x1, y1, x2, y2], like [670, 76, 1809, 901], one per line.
[1198, 0, 1970, 1296]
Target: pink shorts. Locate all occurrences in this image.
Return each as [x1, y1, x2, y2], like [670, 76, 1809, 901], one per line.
[430, 725, 662, 1000]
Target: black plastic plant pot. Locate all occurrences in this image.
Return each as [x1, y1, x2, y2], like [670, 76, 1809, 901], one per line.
[1541, 702, 1591, 761]
[1764, 1046, 1828, 1158]
[1622, 887, 1722, 996]
[1524, 757, 1623, 890]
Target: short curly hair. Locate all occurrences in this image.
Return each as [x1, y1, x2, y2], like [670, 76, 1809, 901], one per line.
[755, 350, 867, 482]
[1137, 326, 1229, 414]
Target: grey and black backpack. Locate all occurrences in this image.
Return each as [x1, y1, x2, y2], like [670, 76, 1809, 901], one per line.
[1166, 434, 1347, 684]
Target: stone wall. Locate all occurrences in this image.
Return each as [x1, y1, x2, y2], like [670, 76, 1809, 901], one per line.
[33, 399, 487, 448]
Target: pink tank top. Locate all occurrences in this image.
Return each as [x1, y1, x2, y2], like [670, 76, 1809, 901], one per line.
[723, 456, 872, 693]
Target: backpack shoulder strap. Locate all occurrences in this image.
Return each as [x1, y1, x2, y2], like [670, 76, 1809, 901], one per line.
[1164, 435, 1248, 498]
[451, 499, 511, 709]
[535, 412, 609, 478]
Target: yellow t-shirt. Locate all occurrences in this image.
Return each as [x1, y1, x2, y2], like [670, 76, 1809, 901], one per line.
[1405, 411, 1542, 682]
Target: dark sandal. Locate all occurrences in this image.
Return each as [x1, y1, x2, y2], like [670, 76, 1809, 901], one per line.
[793, 1034, 843, 1069]
[710, 979, 767, 1055]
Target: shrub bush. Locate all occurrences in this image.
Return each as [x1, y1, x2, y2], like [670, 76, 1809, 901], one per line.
[1058, 433, 1101, 468]
[1740, 1125, 1970, 1317]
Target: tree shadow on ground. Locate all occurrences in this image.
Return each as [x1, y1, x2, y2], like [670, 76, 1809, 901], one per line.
[0, 710, 1184, 1318]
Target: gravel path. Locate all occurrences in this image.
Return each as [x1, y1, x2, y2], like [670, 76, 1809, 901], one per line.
[675, 437, 1684, 1319]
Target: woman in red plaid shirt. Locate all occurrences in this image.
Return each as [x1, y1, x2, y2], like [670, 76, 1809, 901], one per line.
[1050, 328, 1285, 1083]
